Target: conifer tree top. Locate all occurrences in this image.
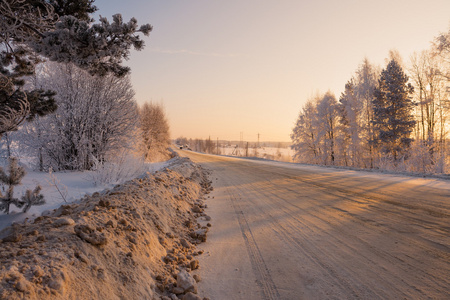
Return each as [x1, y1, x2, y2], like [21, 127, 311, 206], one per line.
[0, 0, 152, 80]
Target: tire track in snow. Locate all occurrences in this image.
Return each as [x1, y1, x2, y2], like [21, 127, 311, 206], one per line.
[241, 167, 448, 298]
[227, 187, 281, 300]
[228, 174, 362, 299]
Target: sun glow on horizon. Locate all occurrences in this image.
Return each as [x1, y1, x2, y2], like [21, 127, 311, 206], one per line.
[95, 0, 450, 142]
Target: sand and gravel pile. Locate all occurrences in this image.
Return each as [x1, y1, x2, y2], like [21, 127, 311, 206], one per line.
[0, 156, 213, 300]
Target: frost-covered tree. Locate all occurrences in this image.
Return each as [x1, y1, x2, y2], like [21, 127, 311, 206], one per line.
[19, 62, 138, 171]
[139, 102, 171, 162]
[372, 59, 415, 162]
[0, 0, 151, 138]
[291, 92, 340, 165]
[339, 80, 361, 166]
[408, 40, 450, 173]
[317, 91, 339, 164]
[291, 32, 448, 173]
[205, 136, 215, 154]
[433, 27, 450, 80]
[191, 138, 205, 152]
[409, 51, 442, 146]
[432, 28, 450, 173]
[354, 58, 379, 168]
[291, 97, 321, 163]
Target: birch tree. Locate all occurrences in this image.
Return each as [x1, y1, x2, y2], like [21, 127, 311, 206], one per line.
[354, 58, 379, 168]
[317, 91, 340, 165]
[339, 80, 361, 167]
[291, 97, 321, 163]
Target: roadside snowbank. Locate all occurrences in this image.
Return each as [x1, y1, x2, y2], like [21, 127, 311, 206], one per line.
[0, 156, 213, 300]
[0, 161, 169, 231]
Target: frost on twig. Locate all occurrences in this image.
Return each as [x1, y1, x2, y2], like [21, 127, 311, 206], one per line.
[46, 167, 68, 203]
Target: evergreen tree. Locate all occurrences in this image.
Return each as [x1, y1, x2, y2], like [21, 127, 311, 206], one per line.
[0, 0, 151, 138]
[372, 59, 416, 162]
[0, 157, 44, 214]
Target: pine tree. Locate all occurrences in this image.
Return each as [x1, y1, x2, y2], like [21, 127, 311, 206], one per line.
[0, 157, 45, 214]
[21, 186, 45, 213]
[372, 59, 416, 162]
[0, 1, 151, 139]
[0, 157, 25, 214]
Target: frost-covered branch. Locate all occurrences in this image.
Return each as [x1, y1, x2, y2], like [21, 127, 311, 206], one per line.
[46, 167, 67, 202]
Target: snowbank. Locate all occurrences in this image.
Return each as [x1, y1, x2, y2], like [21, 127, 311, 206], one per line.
[0, 157, 213, 300]
[0, 160, 170, 231]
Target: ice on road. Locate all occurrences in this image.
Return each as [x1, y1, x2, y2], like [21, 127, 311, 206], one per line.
[180, 151, 450, 300]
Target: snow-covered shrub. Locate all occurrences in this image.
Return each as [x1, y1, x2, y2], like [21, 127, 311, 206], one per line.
[89, 151, 146, 186]
[18, 62, 139, 171]
[403, 141, 434, 173]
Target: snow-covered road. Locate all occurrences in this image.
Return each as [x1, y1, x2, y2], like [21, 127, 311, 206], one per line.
[179, 150, 450, 300]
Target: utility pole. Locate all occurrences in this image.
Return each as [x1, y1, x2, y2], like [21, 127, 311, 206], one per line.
[240, 132, 243, 156]
[257, 133, 260, 148]
[216, 137, 219, 155]
[208, 136, 211, 153]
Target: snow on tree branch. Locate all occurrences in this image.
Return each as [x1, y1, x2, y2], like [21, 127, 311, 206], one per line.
[33, 14, 152, 77]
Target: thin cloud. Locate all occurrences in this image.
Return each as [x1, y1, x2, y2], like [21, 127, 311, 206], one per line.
[149, 47, 243, 58]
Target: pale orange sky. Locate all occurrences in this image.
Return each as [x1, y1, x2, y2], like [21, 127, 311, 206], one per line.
[95, 0, 450, 142]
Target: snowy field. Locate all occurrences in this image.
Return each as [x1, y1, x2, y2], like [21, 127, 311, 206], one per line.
[218, 145, 294, 162]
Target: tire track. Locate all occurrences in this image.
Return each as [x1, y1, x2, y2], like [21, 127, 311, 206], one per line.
[226, 187, 281, 300]
[228, 173, 364, 299]
[242, 168, 449, 297]
[227, 165, 442, 298]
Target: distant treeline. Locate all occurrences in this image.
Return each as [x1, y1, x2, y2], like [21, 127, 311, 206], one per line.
[174, 137, 290, 153]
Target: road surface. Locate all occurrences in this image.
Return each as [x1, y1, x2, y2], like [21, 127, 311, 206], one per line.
[179, 151, 450, 300]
